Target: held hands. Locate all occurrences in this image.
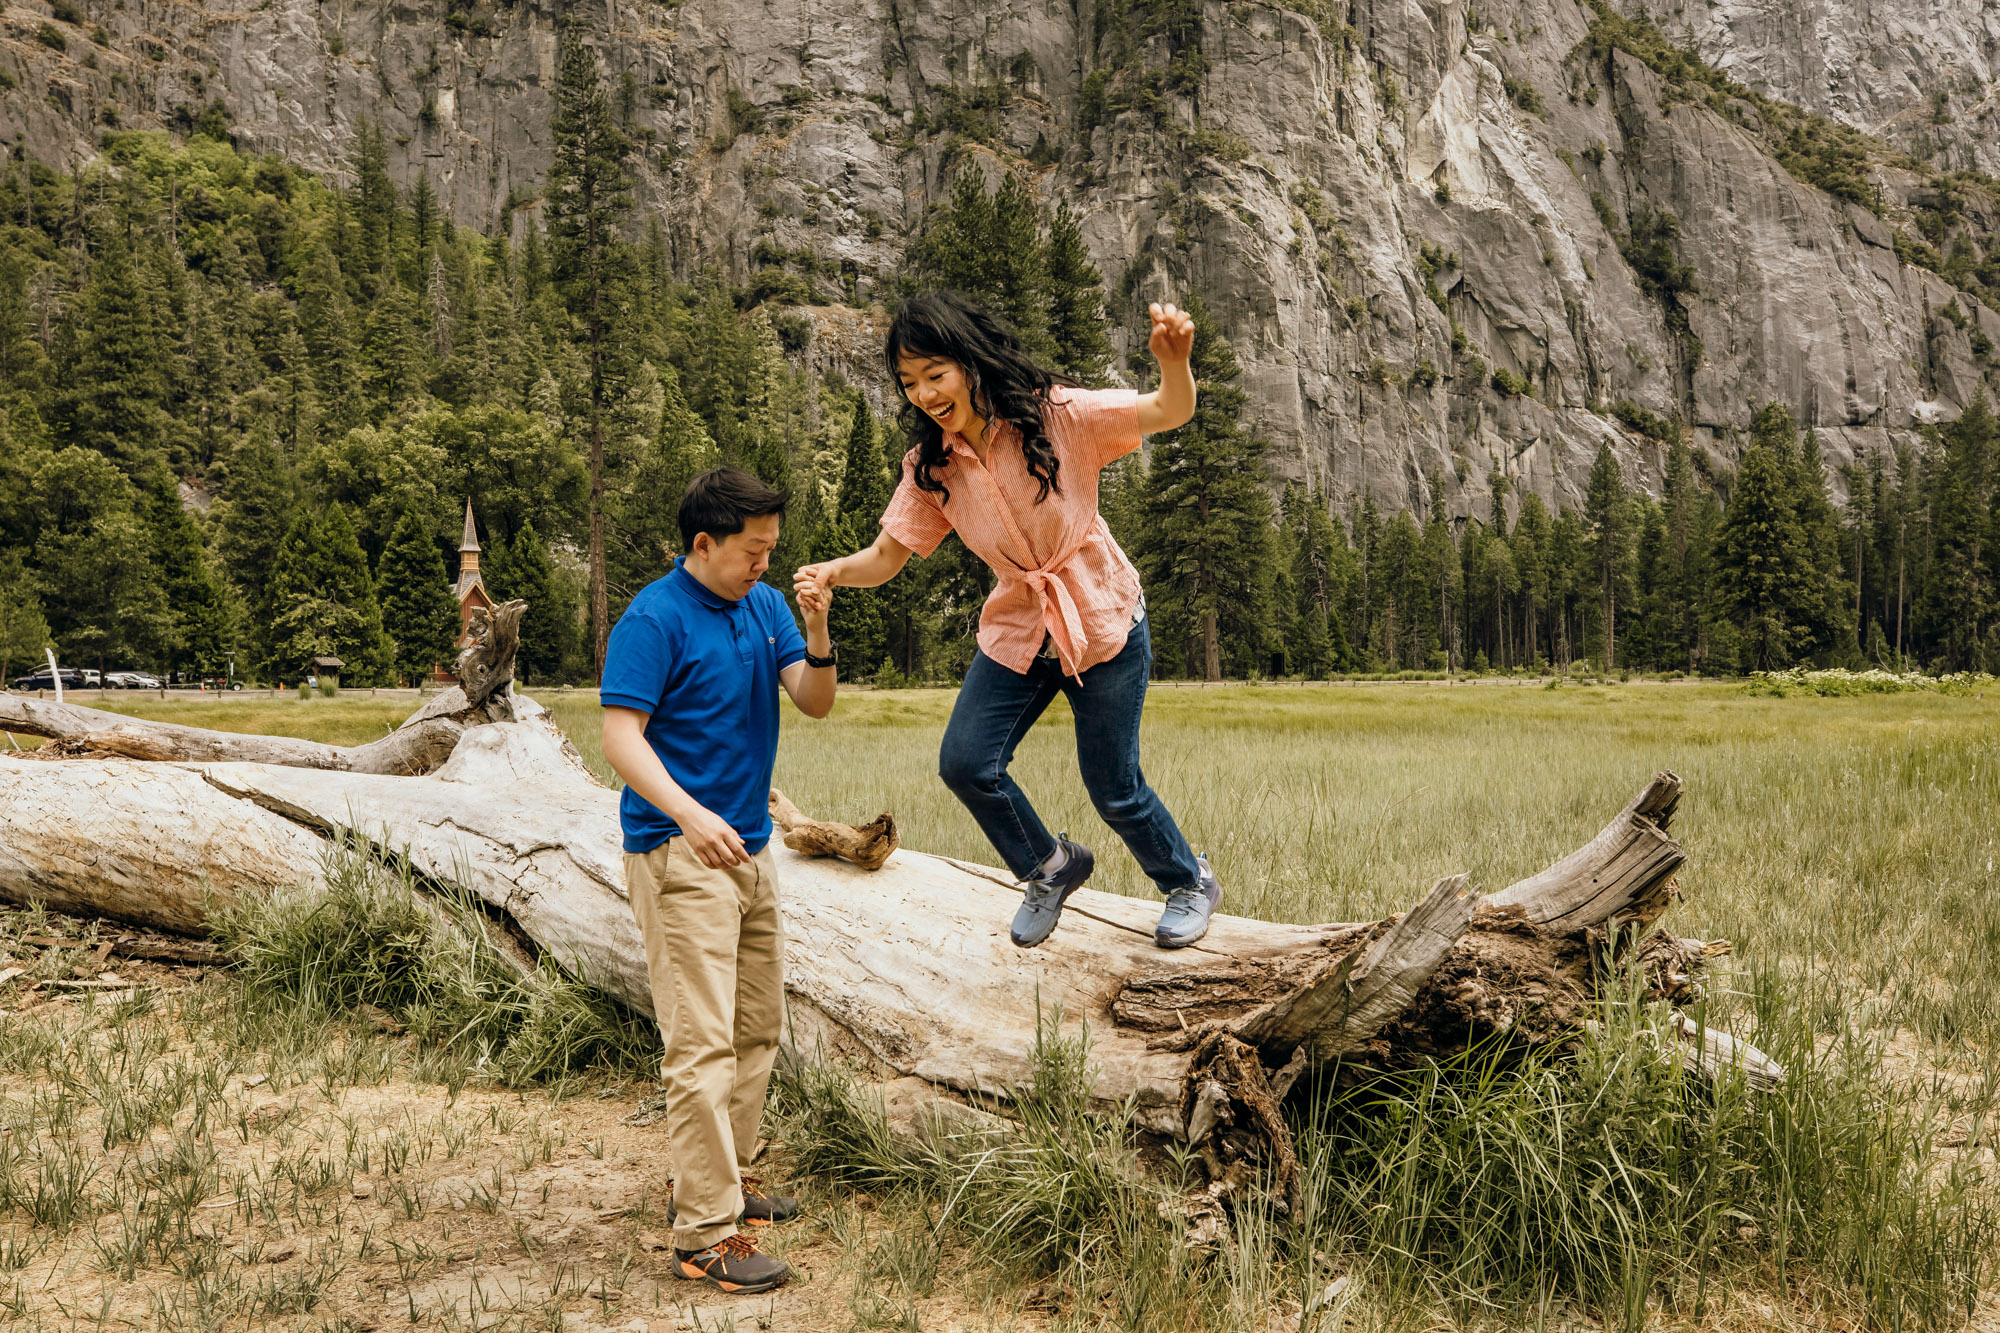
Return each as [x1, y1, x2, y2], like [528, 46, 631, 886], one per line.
[793, 560, 836, 611]
[679, 802, 749, 869]
[795, 573, 831, 627]
[1148, 301, 1195, 366]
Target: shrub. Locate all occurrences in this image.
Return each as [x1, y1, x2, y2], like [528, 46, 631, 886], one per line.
[35, 22, 66, 51]
[1502, 74, 1544, 116]
[1744, 667, 1995, 697]
[1610, 398, 1679, 441]
[210, 835, 658, 1084]
[1490, 366, 1530, 397]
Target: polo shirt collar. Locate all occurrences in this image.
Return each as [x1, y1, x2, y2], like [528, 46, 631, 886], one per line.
[670, 557, 740, 611]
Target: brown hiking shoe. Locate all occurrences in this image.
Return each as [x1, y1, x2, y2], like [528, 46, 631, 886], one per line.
[673, 1232, 791, 1293]
[666, 1178, 800, 1228]
[740, 1175, 799, 1226]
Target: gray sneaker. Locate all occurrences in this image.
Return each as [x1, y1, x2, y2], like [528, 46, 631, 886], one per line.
[1010, 835, 1095, 948]
[1155, 855, 1221, 949]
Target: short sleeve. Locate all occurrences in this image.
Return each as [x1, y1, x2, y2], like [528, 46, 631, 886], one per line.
[600, 608, 676, 715]
[767, 589, 807, 670]
[878, 453, 954, 558]
[1054, 387, 1143, 469]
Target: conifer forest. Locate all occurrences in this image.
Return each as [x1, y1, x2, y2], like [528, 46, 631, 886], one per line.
[0, 32, 1996, 691]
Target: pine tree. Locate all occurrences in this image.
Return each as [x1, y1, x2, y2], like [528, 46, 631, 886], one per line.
[1786, 420, 1853, 657]
[377, 507, 461, 685]
[546, 26, 634, 676]
[1713, 415, 1813, 670]
[351, 120, 397, 293]
[1413, 491, 1461, 670]
[1512, 492, 1552, 666]
[29, 448, 172, 675]
[58, 238, 172, 483]
[824, 398, 890, 676]
[214, 426, 296, 618]
[296, 241, 360, 433]
[1043, 203, 1114, 385]
[811, 515, 883, 680]
[1373, 509, 1421, 669]
[149, 490, 235, 679]
[0, 548, 51, 682]
[503, 521, 572, 685]
[1546, 506, 1586, 667]
[1916, 396, 1996, 669]
[1583, 442, 1631, 670]
[1281, 484, 1352, 676]
[835, 398, 891, 522]
[361, 283, 428, 413]
[1129, 297, 1274, 680]
[908, 171, 1055, 359]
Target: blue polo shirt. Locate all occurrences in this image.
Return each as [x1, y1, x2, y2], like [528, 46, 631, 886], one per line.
[600, 559, 807, 854]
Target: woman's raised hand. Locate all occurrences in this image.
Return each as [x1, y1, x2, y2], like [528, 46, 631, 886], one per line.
[1148, 301, 1195, 364]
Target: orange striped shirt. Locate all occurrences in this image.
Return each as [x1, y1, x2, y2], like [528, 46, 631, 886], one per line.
[879, 387, 1145, 676]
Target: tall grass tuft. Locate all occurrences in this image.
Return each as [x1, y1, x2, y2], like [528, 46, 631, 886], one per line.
[210, 834, 659, 1086]
[775, 1010, 1166, 1276]
[779, 982, 1992, 1328]
[1292, 976, 1997, 1325]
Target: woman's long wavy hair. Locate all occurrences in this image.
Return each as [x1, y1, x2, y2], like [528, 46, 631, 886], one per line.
[885, 292, 1076, 505]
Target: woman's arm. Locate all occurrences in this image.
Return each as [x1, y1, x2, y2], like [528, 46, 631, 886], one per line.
[794, 529, 914, 598]
[1136, 301, 1198, 435]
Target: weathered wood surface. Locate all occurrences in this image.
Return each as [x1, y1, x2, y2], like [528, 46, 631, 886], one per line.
[0, 589, 1777, 1195]
[0, 601, 530, 776]
[0, 695, 469, 775]
[0, 760, 323, 934]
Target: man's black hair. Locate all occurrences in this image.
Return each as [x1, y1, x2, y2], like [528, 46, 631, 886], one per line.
[678, 466, 789, 553]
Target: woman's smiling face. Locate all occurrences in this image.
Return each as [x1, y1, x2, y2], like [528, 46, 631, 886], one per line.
[896, 352, 977, 435]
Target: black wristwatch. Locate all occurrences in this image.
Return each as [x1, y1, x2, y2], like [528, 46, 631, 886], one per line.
[804, 646, 837, 669]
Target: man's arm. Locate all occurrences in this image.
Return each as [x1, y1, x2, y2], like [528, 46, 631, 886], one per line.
[780, 579, 836, 718]
[601, 706, 749, 868]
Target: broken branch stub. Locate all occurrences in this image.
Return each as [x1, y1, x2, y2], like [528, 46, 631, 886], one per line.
[770, 789, 900, 871]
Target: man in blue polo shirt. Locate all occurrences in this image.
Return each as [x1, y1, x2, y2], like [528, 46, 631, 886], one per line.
[600, 466, 836, 1295]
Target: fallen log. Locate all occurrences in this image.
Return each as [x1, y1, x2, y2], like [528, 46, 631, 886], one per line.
[0, 602, 527, 776]
[0, 602, 1778, 1204]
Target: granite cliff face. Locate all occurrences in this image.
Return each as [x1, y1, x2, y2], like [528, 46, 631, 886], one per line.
[1, 0, 1993, 519]
[1647, 0, 2000, 176]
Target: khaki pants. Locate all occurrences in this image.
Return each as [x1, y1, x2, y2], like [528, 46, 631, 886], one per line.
[625, 838, 785, 1251]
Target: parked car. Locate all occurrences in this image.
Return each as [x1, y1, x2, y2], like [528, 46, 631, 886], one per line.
[9, 669, 88, 692]
[105, 672, 163, 689]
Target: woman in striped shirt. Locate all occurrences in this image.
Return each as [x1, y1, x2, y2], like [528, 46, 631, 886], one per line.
[793, 292, 1221, 950]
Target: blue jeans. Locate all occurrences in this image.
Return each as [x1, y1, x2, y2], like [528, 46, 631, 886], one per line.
[938, 616, 1201, 894]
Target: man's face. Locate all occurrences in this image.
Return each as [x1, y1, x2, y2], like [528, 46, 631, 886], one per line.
[691, 514, 780, 599]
